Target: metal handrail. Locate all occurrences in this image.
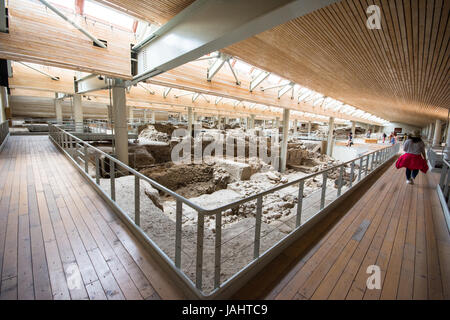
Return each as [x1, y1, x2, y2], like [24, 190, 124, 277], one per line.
[49, 124, 397, 215]
[48, 123, 400, 297]
[436, 157, 450, 232]
[0, 120, 9, 148]
[49, 124, 205, 211]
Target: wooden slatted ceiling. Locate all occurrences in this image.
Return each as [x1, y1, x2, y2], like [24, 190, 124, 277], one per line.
[224, 0, 450, 127]
[0, 0, 132, 79]
[94, 0, 194, 24]
[97, 0, 449, 127]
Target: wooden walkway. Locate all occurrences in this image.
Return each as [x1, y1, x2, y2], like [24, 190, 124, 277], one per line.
[234, 156, 450, 300]
[0, 136, 186, 300]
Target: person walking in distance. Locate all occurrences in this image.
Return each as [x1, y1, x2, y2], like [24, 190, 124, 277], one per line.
[347, 132, 354, 147]
[395, 130, 428, 185]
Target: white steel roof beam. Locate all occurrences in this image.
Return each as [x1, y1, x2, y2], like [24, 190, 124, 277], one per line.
[207, 54, 227, 81]
[131, 0, 339, 82]
[37, 0, 107, 49]
[278, 82, 295, 99]
[163, 87, 172, 98]
[138, 83, 155, 95]
[17, 62, 60, 81]
[226, 59, 241, 85]
[249, 71, 270, 92]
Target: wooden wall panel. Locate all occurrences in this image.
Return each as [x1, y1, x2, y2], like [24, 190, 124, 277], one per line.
[9, 95, 109, 118]
[0, 0, 132, 79]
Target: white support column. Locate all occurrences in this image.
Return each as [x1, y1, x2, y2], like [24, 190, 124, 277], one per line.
[293, 119, 298, 134]
[112, 82, 129, 165]
[443, 124, 448, 146]
[187, 107, 193, 136]
[327, 117, 335, 156]
[178, 112, 182, 122]
[193, 112, 198, 124]
[428, 123, 433, 141]
[152, 110, 156, 123]
[263, 119, 266, 130]
[351, 121, 356, 137]
[275, 117, 280, 129]
[445, 124, 450, 160]
[307, 121, 312, 136]
[54, 97, 62, 123]
[250, 114, 255, 129]
[73, 94, 83, 132]
[0, 86, 8, 123]
[433, 119, 442, 147]
[280, 108, 290, 173]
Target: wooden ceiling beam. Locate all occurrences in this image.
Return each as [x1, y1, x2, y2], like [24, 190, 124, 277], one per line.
[8, 62, 348, 124]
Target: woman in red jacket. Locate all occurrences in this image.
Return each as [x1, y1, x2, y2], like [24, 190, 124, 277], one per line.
[395, 130, 428, 185]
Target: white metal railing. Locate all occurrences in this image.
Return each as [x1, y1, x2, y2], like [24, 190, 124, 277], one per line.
[48, 123, 400, 298]
[427, 145, 446, 169]
[437, 158, 450, 231]
[0, 120, 9, 148]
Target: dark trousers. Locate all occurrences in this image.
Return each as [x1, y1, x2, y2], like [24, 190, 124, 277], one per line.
[406, 168, 419, 180]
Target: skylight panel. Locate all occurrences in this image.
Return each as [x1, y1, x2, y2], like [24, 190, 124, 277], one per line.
[84, 0, 134, 30]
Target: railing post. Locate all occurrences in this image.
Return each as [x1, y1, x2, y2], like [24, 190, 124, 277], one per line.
[214, 211, 222, 289]
[68, 135, 72, 152]
[337, 166, 344, 197]
[75, 142, 79, 164]
[175, 200, 182, 268]
[95, 152, 100, 185]
[320, 172, 327, 210]
[84, 144, 88, 173]
[358, 158, 363, 181]
[196, 212, 205, 290]
[440, 165, 447, 189]
[135, 175, 140, 226]
[364, 155, 369, 177]
[110, 160, 115, 201]
[443, 167, 450, 198]
[296, 180, 304, 227]
[371, 153, 375, 170]
[349, 161, 355, 188]
[254, 196, 263, 259]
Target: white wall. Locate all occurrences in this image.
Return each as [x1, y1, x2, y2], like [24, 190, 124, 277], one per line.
[382, 122, 422, 136]
[332, 145, 369, 162]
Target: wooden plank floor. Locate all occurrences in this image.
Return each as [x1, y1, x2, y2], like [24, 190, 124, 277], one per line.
[0, 136, 187, 300]
[233, 157, 450, 300]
